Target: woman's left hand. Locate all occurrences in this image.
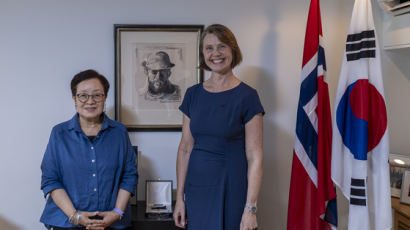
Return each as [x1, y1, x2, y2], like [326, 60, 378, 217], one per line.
[86, 211, 120, 230]
[240, 210, 258, 230]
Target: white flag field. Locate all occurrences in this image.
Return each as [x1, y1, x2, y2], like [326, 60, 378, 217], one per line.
[331, 0, 392, 229]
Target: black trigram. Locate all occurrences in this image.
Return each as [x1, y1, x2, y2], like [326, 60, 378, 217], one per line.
[346, 30, 376, 62]
[350, 178, 367, 206]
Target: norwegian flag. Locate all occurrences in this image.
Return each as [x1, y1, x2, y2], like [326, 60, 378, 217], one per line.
[287, 0, 337, 229]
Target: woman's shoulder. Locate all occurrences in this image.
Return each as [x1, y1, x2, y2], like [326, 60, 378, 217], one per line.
[107, 119, 127, 131]
[183, 83, 202, 97]
[187, 83, 202, 92]
[237, 81, 259, 96]
[51, 117, 76, 133]
[103, 115, 128, 132]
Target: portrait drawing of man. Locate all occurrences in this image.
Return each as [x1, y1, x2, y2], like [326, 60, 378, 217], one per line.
[138, 51, 181, 103]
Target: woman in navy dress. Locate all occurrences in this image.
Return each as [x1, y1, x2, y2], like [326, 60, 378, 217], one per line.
[174, 24, 264, 230]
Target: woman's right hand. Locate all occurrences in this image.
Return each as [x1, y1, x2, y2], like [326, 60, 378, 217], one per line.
[173, 199, 187, 228]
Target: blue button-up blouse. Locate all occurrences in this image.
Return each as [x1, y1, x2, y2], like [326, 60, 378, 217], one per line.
[40, 114, 138, 229]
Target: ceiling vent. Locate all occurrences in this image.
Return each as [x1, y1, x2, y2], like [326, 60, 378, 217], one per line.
[378, 0, 410, 16]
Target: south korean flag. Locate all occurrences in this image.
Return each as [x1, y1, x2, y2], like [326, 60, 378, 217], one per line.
[331, 0, 392, 230]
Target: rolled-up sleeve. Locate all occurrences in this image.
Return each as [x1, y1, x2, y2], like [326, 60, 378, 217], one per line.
[119, 134, 138, 196]
[40, 128, 64, 197]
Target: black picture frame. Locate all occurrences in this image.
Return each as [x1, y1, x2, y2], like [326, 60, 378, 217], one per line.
[114, 24, 204, 131]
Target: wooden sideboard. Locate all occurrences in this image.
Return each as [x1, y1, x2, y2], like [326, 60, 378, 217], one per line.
[131, 201, 182, 230]
[392, 197, 410, 230]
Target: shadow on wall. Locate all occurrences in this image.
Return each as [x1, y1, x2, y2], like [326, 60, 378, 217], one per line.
[385, 48, 410, 82]
[137, 152, 155, 200]
[106, 106, 116, 121]
[0, 215, 22, 230]
[240, 66, 294, 230]
[258, 119, 294, 230]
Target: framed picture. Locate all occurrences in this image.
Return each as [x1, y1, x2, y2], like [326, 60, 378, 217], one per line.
[145, 180, 173, 218]
[389, 153, 410, 198]
[114, 24, 204, 131]
[401, 170, 410, 204]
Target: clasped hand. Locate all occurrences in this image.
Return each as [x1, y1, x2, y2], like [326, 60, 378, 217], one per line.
[78, 211, 121, 230]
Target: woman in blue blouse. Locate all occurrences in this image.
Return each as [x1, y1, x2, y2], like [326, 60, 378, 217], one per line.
[174, 24, 264, 230]
[40, 70, 137, 230]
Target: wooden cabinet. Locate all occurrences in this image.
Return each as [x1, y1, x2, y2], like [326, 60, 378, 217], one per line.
[392, 197, 410, 229]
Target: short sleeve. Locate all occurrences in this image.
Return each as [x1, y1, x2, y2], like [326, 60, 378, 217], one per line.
[243, 89, 265, 124]
[179, 86, 193, 118]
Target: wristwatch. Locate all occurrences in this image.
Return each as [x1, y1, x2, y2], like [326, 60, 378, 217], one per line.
[244, 204, 257, 214]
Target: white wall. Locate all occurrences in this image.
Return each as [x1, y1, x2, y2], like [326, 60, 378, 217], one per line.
[1, 0, 404, 229]
[381, 11, 410, 155]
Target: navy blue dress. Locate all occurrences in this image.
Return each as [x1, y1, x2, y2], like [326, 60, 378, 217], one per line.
[179, 82, 264, 230]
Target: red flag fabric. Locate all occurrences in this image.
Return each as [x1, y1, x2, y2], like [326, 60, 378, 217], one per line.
[287, 0, 337, 229]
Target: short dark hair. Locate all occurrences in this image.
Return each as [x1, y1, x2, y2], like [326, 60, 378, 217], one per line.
[70, 69, 110, 96]
[199, 24, 243, 71]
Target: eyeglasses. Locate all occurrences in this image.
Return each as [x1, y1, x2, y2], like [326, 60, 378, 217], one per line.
[76, 93, 105, 103]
